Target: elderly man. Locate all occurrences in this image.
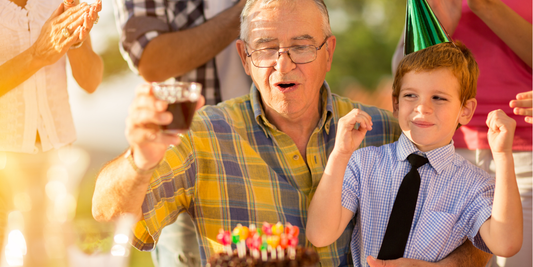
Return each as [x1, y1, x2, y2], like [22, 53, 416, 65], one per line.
[93, 0, 490, 266]
[114, 0, 251, 265]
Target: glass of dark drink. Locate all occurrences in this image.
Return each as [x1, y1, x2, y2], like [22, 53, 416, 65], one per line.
[152, 80, 202, 134]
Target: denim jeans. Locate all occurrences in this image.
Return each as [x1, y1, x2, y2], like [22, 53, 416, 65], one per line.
[151, 213, 201, 267]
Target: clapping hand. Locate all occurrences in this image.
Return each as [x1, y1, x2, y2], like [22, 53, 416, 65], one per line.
[64, 0, 102, 43]
[333, 109, 373, 158]
[486, 109, 516, 155]
[29, 0, 101, 66]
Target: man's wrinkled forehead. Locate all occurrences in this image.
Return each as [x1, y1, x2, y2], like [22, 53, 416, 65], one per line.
[247, 3, 319, 45]
[251, 35, 317, 46]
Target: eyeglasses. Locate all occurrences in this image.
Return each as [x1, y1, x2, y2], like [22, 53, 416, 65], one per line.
[244, 37, 329, 68]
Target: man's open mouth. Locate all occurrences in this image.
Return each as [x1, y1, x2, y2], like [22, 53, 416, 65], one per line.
[277, 83, 296, 89]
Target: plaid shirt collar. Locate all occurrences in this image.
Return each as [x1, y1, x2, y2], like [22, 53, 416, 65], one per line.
[251, 81, 334, 137]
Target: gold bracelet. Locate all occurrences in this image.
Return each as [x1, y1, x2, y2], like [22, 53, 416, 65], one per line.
[124, 148, 158, 175]
[69, 41, 84, 49]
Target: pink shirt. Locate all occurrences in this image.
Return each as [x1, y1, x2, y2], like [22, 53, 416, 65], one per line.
[452, 0, 532, 151]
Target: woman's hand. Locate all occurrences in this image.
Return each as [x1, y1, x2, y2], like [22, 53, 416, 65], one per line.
[510, 91, 533, 124]
[64, 0, 102, 44]
[29, 2, 92, 66]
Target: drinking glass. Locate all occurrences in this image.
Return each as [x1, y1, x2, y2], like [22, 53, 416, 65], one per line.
[152, 80, 202, 133]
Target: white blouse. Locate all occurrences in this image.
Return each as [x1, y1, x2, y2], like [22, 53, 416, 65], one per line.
[0, 0, 76, 153]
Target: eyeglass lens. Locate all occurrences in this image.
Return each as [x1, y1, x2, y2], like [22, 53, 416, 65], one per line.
[251, 45, 318, 67]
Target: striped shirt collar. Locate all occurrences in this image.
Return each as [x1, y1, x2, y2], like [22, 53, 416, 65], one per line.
[396, 133, 456, 175]
[251, 81, 334, 137]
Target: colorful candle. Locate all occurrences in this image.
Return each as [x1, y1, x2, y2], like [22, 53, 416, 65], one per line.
[272, 222, 284, 236]
[217, 229, 232, 255]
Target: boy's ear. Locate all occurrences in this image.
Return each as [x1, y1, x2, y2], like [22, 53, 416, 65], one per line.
[458, 98, 477, 126]
[392, 96, 399, 118]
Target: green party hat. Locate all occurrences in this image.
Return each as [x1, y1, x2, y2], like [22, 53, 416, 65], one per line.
[404, 0, 452, 55]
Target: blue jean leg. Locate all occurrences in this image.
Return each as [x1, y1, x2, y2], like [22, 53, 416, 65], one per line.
[151, 213, 200, 267]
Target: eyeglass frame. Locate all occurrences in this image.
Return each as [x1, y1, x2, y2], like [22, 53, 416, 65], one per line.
[244, 37, 330, 68]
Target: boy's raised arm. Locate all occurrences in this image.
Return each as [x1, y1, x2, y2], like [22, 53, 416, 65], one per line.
[479, 109, 522, 257]
[306, 109, 372, 247]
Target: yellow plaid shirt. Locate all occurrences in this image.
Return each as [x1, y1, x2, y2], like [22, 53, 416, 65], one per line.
[133, 83, 401, 266]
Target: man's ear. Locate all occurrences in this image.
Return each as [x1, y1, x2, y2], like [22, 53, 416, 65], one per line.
[392, 96, 399, 118]
[458, 98, 477, 126]
[236, 40, 251, 75]
[325, 36, 336, 72]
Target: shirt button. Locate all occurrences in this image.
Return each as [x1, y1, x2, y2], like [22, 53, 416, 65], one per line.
[293, 154, 299, 160]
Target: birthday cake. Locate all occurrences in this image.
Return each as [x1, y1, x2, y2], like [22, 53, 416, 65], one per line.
[207, 222, 319, 267]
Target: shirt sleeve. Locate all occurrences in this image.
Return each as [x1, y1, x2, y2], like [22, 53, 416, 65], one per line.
[341, 152, 361, 214]
[114, 0, 171, 73]
[132, 132, 197, 251]
[462, 171, 495, 253]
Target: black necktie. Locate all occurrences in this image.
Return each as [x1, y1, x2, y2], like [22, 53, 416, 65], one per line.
[377, 153, 429, 260]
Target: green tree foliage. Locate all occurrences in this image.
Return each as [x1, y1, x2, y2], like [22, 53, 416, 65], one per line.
[324, 0, 406, 94]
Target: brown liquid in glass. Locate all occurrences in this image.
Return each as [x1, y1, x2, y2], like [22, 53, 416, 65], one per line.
[163, 101, 197, 132]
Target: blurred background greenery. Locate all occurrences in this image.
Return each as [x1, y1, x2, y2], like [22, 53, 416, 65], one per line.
[73, 0, 406, 266]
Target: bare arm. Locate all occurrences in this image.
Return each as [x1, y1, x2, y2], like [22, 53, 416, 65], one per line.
[479, 110, 522, 257]
[306, 150, 355, 247]
[92, 84, 174, 221]
[67, 1, 103, 93]
[367, 239, 491, 267]
[92, 84, 205, 221]
[307, 109, 372, 247]
[92, 151, 153, 221]
[0, 3, 91, 96]
[138, 0, 245, 82]
[436, 240, 492, 267]
[468, 0, 532, 67]
[0, 47, 46, 97]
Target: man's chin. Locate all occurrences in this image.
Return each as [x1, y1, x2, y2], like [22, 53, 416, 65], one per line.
[267, 103, 299, 117]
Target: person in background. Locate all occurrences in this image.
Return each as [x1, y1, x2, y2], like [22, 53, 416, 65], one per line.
[94, 0, 491, 266]
[0, 0, 102, 264]
[112, 0, 251, 265]
[392, 0, 531, 265]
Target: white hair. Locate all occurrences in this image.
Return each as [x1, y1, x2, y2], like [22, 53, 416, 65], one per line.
[240, 0, 332, 43]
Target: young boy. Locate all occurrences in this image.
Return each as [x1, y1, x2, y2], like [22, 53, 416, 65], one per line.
[306, 42, 522, 265]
